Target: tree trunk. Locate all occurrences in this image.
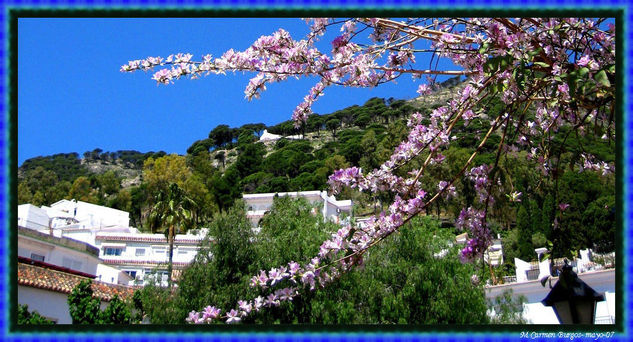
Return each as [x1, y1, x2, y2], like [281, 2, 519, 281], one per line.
[489, 262, 497, 285]
[168, 224, 174, 289]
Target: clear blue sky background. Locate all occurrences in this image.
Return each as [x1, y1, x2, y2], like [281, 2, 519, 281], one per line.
[18, 18, 455, 166]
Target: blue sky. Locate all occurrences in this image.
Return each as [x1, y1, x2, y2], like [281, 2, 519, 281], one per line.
[18, 18, 454, 166]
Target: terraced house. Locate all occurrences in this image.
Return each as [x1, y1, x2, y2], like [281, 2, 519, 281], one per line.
[17, 227, 134, 323]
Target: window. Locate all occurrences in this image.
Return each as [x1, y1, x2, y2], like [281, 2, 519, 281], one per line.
[124, 270, 137, 279]
[30, 253, 45, 262]
[135, 248, 146, 257]
[104, 247, 123, 256]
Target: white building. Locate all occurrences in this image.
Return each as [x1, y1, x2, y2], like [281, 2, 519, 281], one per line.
[243, 190, 353, 227]
[49, 199, 130, 229]
[484, 237, 504, 267]
[487, 270, 616, 324]
[18, 200, 205, 286]
[19, 192, 348, 287]
[93, 229, 205, 286]
[17, 226, 135, 323]
[18, 226, 101, 278]
[17, 204, 51, 232]
[18, 261, 134, 324]
[259, 129, 303, 142]
[18, 200, 130, 237]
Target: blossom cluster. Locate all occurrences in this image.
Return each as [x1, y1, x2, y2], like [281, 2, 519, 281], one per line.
[123, 17, 615, 323]
[455, 207, 491, 261]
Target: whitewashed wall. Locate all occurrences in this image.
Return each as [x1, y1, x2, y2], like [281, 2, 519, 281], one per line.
[96, 264, 134, 285]
[18, 285, 73, 324]
[18, 235, 100, 276]
[50, 200, 130, 228]
[18, 285, 110, 324]
[17, 204, 50, 232]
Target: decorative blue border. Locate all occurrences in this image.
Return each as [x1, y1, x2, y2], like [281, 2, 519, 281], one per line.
[2, 2, 629, 342]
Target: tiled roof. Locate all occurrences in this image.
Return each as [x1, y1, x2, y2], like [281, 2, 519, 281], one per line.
[96, 235, 201, 244]
[102, 259, 190, 268]
[18, 262, 135, 301]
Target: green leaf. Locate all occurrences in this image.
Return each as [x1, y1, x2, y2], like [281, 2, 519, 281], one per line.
[478, 42, 490, 54]
[514, 63, 526, 91]
[483, 55, 513, 75]
[594, 70, 611, 87]
[578, 67, 589, 79]
[483, 57, 499, 74]
[566, 71, 578, 96]
[533, 62, 550, 68]
[527, 48, 542, 58]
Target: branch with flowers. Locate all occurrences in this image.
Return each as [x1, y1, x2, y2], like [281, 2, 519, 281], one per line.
[122, 17, 615, 323]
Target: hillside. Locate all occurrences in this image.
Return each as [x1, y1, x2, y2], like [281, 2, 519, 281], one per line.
[17, 76, 615, 262]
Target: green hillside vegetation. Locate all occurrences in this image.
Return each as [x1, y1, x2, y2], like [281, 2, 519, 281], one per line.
[18, 79, 616, 265]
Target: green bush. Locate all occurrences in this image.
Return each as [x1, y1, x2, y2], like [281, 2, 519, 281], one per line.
[18, 304, 54, 325]
[67, 280, 132, 324]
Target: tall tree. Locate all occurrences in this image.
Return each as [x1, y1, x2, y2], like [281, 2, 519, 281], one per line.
[148, 183, 195, 288]
[69, 176, 98, 204]
[143, 154, 191, 194]
[208, 124, 233, 148]
[326, 118, 340, 139]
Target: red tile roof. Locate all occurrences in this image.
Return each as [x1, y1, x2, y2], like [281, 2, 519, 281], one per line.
[18, 261, 135, 301]
[96, 234, 201, 244]
[102, 259, 190, 268]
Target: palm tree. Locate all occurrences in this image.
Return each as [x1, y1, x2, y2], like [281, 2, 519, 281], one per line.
[148, 183, 195, 288]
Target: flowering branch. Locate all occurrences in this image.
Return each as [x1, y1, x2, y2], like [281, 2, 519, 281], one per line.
[122, 17, 615, 323]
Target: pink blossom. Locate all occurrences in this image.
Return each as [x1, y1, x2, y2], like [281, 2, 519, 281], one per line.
[226, 309, 241, 324]
[201, 306, 221, 321]
[238, 300, 252, 316]
[186, 311, 201, 324]
[253, 296, 264, 311]
[576, 55, 589, 67]
[332, 35, 348, 50]
[124, 18, 615, 323]
[417, 84, 431, 95]
[301, 270, 316, 290]
[265, 293, 280, 307]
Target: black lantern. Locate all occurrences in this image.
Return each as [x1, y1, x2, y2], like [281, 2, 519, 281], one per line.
[541, 261, 605, 324]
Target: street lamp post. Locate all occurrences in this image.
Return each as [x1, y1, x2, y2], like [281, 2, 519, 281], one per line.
[541, 260, 605, 324]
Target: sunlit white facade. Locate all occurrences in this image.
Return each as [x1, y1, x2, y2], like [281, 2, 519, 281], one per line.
[243, 190, 352, 227]
[18, 200, 205, 286]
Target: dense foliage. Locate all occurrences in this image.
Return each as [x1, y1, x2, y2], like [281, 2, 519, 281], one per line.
[487, 290, 527, 324]
[67, 280, 131, 324]
[17, 304, 55, 325]
[135, 197, 490, 324]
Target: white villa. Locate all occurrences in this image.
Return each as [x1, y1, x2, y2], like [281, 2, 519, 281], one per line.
[17, 200, 205, 286]
[93, 229, 205, 286]
[18, 191, 352, 286]
[243, 190, 353, 227]
[484, 237, 504, 267]
[258, 129, 303, 142]
[17, 226, 134, 323]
